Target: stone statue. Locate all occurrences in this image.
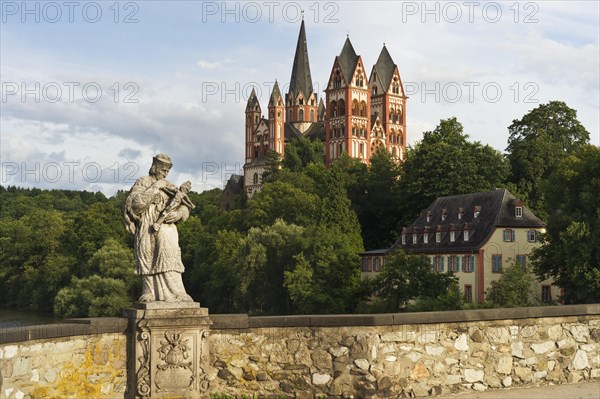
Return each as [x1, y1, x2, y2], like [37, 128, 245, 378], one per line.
[123, 154, 194, 303]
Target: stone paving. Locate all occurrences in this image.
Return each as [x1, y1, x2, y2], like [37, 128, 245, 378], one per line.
[444, 380, 600, 398]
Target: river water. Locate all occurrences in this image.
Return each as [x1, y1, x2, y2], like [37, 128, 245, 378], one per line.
[0, 309, 62, 328]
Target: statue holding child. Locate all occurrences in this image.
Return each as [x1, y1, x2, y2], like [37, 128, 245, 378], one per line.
[123, 154, 195, 303]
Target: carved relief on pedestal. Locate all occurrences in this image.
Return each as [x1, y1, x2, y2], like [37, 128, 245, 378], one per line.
[136, 328, 151, 399]
[155, 331, 195, 392]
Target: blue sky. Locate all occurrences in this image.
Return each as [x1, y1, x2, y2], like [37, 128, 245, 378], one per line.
[1, 1, 599, 195]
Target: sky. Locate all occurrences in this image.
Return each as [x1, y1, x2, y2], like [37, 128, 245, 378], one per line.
[1, 0, 599, 196]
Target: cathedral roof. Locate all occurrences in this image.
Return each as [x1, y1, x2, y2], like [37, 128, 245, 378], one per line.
[337, 37, 359, 84]
[245, 88, 260, 112]
[284, 123, 303, 141]
[373, 45, 397, 92]
[269, 81, 282, 107]
[304, 121, 326, 141]
[288, 20, 314, 98]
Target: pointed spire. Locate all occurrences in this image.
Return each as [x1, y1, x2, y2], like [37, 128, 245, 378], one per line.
[318, 98, 326, 121]
[288, 19, 314, 99]
[374, 45, 397, 92]
[269, 81, 282, 107]
[338, 37, 359, 83]
[245, 88, 259, 112]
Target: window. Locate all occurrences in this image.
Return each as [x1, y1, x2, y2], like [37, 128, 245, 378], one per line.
[464, 285, 473, 303]
[450, 231, 456, 242]
[299, 109, 304, 121]
[436, 232, 441, 243]
[528, 230, 537, 243]
[516, 255, 526, 268]
[366, 258, 372, 272]
[441, 214, 447, 221]
[503, 229, 515, 242]
[463, 255, 474, 272]
[372, 86, 378, 95]
[426, 214, 431, 223]
[515, 206, 523, 218]
[423, 234, 428, 244]
[253, 173, 259, 185]
[412, 234, 417, 244]
[402, 235, 406, 245]
[492, 255, 502, 273]
[435, 256, 444, 272]
[449, 256, 459, 272]
[542, 285, 552, 303]
[360, 258, 367, 272]
[464, 230, 470, 241]
[310, 109, 315, 122]
[458, 212, 464, 220]
[474, 211, 480, 218]
[374, 257, 381, 272]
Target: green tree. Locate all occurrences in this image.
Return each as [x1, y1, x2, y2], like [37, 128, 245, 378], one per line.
[506, 101, 590, 220]
[372, 250, 458, 312]
[401, 117, 509, 226]
[87, 238, 139, 299]
[54, 275, 131, 318]
[486, 262, 539, 307]
[282, 136, 325, 171]
[351, 149, 403, 250]
[532, 145, 600, 303]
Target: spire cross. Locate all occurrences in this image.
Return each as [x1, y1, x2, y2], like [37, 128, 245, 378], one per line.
[301, 9, 304, 20]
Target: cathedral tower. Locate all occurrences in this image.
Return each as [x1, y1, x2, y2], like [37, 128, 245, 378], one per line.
[325, 37, 371, 164]
[369, 45, 407, 160]
[268, 81, 285, 156]
[286, 18, 318, 132]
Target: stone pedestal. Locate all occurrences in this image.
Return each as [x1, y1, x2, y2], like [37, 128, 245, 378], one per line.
[126, 302, 212, 399]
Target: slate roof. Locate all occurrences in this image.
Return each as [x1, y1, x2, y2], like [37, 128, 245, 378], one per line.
[269, 81, 282, 107]
[393, 189, 545, 254]
[337, 37, 360, 84]
[245, 88, 260, 112]
[288, 20, 314, 98]
[373, 45, 396, 92]
[304, 121, 326, 141]
[284, 123, 303, 141]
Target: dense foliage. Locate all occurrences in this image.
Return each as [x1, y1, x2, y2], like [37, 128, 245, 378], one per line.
[506, 101, 590, 220]
[532, 145, 600, 304]
[1, 103, 597, 317]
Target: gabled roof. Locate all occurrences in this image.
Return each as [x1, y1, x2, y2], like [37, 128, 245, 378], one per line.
[245, 88, 260, 112]
[372, 45, 396, 92]
[269, 81, 282, 107]
[288, 20, 314, 98]
[394, 189, 545, 254]
[337, 37, 359, 84]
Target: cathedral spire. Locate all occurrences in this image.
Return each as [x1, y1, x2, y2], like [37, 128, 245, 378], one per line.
[288, 19, 313, 98]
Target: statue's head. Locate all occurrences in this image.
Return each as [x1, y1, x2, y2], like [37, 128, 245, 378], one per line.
[149, 153, 173, 178]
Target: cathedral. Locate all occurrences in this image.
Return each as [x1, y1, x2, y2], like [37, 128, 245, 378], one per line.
[242, 20, 407, 197]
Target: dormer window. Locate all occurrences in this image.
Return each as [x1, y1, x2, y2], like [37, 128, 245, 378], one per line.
[464, 230, 470, 241]
[515, 206, 523, 218]
[423, 234, 428, 244]
[450, 231, 456, 242]
[436, 232, 441, 243]
[412, 234, 417, 244]
[474, 211, 480, 218]
[402, 235, 406, 245]
[426, 212, 432, 223]
[458, 212, 463, 220]
[441, 214, 447, 222]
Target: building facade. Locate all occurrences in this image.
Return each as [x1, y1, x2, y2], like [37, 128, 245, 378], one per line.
[360, 189, 559, 304]
[242, 21, 407, 196]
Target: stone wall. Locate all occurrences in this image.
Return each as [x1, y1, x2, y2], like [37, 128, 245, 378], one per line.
[208, 306, 600, 398]
[0, 318, 128, 399]
[1, 305, 599, 398]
